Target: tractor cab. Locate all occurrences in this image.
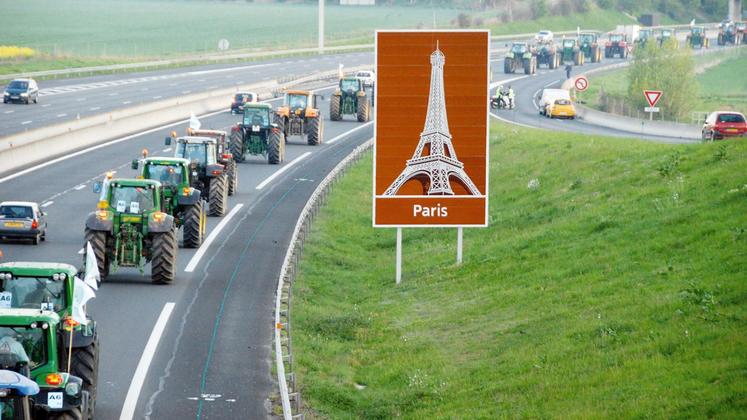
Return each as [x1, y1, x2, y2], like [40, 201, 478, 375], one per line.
[656, 28, 676, 46]
[609, 33, 626, 43]
[135, 158, 190, 189]
[510, 43, 529, 55]
[330, 77, 370, 122]
[637, 29, 652, 45]
[0, 263, 76, 315]
[167, 136, 228, 217]
[104, 180, 161, 215]
[578, 32, 602, 62]
[230, 103, 286, 164]
[562, 38, 577, 49]
[242, 104, 273, 128]
[579, 32, 597, 45]
[0, 310, 87, 419]
[275, 90, 323, 145]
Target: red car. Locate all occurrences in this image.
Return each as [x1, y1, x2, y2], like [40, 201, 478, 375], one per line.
[702, 111, 747, 141]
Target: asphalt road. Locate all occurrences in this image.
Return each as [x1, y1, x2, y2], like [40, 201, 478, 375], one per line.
[0, 89, 373, 419]
[0, 51, 372, 136]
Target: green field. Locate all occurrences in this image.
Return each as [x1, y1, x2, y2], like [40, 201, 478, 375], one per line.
[578, 50, 747, 121]
[292, 122, 746, 418]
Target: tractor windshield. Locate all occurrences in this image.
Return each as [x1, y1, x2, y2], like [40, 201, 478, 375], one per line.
[243, 107, 270, 126]
[511, 44, 527, 54]
[0, 327, 46, 370]
[563, 39, 575, 48]
[340, 79, 359, 92]
[146, 164, 184, 187]
[661, 30, 672, 37]
[580, 34, 594, 44]
[0, 276, 66, 312]
[109, 184, 156, 213]
[610, 34, 624, 42]
[285, 94, 308, 109]
[692, 27, 704, 34]
[176, 143, 207, 166]
[639, 30, 651, 39]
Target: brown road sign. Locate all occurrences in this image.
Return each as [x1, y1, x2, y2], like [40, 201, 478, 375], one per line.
[373, 30, 490, 227]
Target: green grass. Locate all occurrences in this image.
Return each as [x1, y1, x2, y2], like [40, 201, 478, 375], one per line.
[292, 122, 747, 418]
[485, 7, 639, 37]
[578, 50, 747, 120]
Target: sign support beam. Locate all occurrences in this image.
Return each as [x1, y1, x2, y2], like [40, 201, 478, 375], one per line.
[457, 227, 463, 264]
[396, 228, 402, 284]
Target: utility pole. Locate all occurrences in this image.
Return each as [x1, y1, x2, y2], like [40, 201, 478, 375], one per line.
[319, 0, 325, 53]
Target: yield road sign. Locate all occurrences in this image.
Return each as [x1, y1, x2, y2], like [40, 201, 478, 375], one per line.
[644, 90, 662, 107]
[574, 76, 589, 91]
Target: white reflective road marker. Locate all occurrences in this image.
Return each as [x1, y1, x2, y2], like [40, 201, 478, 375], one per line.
[41, 201, 54, 207]
[119, 302, 175, 420]
[21, 121, 32, 125]
[255, 152, 312, 191]
[184, 204, 244, 272]
[74, 184, 87, 190]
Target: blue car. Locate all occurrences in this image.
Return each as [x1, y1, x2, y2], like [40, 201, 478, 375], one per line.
[3, 79, 39, 105]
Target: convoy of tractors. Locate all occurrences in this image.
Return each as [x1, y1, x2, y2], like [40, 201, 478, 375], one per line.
[0, 73, 374, 419]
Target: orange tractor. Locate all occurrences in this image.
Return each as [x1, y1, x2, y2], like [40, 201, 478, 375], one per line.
[274, 90, 324, 146]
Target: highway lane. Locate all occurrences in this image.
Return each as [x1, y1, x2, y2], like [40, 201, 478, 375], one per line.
[0, 89, 373, 418]
[0, 51, 372, 135]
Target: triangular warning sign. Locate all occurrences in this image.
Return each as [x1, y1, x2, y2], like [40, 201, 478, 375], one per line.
[644, 90, 663, 107]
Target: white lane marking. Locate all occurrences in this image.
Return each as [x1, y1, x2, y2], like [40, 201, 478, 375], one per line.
[119, 302, 175, 420]
[162, 147, 172, 152]
[544, 80, 560, 88]
[153, 96, 162, 99]
[21, 120, 32, 125]
[74, 183, 87, 190]
[184, 204, 244, 272]
[123, 101, 131, 105]
[326, 121, 373, 144]
[90, 107, 100, 111]
[41, 201, 54, 207]
[0, 108, 228, 184]
[41, 104, 51, 108]
[255, 152, 312, 191]
[169, 83, 178, 87]
[181, 90, 191, 94]
[76, 98, 86, 102]
[56, 113, 67, 118]
[490, 111, 536, 129]
[109, 92, 119, 96]
[532, 88, 542, 110]
[3, 110, 13, 114]
[78, 248, 85, 254]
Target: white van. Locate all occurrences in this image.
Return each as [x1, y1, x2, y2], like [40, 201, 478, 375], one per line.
[538, 88, 572, 116]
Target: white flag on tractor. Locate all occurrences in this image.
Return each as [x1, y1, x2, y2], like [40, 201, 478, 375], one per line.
[189, 112, 201, 131]
[72, 277, 96, 325]
[83, 241, 99, 291]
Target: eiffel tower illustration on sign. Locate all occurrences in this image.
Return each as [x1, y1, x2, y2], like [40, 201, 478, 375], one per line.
[383, 42, 481, 197]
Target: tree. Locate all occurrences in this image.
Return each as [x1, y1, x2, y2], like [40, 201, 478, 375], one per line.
[530, 0, 548, 18]
[626, 41, 698, 121]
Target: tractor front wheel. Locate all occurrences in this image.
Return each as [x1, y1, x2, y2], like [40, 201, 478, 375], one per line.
[268, 130, 284, 164]
[229, 130, 246, 163]
[182, 200, 204, 248]
[48, 407, 84, 420]
[330, 95, 342, 121]
[208, 175, 228, 217]
[307, 116, 322, 146]
[84, 229, 109, 283]
[357, 95, 370, 122]
[64, 334, 99, 420]
[151, 228, 177, 284]
[504, 58, 512, 74]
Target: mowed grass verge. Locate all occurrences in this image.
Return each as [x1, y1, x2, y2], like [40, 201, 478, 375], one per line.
[292, 122, 747, 418]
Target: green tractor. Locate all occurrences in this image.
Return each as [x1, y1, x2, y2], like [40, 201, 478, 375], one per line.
[167, 135, 229, 217]
[504, 42, 536, 75]
[560, 38, 584, 65]
[535, 42, 559, 69]
[686, 26, 709, 48]
[86, 177, 178, 284]
[636, 28, 652, 48]
[0, 309, 91, 419]
[329, 77, 371, 122]
[656, 28, 679, 48]
[131, 157, 206, 248]
[0, 262, 100, 419]
[187, 129, 238, 197]
[717, 22, 743, 45]
[578, 32, 602, 63]
[229, 103, 286, 165]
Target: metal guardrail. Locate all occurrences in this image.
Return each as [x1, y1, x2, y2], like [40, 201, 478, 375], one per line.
[274, 139, 373, 420]
[0, 44, 373, 81]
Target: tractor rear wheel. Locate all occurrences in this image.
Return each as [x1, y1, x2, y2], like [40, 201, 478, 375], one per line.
[523, 58, 531, 75]
[330, 95, 342, 121]
[64, 334, 99, 420]
[208, 175, 228, 217]
[182, 200, 204, 248]
[229, 131, 245, 163]
[48, 407, 84, 420]
[84, 229, 109, 282]
[504, 58, 511, 74]
[548, 53, 556, 69]
[151, 228, 177, 284]
[357, 95, 369, 122]
[268, 129, 284, 164]
[307, 116, 322, 145]
[226, 160, 237, 196]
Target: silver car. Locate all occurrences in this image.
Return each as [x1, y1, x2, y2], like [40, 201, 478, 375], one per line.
[0, 201, 47, 245]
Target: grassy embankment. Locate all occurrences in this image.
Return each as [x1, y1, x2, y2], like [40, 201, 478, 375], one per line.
[292, 122, 746, 418]
[578, 50, 747, 120]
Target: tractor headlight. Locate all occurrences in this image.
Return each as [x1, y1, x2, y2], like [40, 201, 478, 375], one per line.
[96, 210, 109, 220]
[59, 273, 67, 280]
[3, 92, 8, 96]
[65, 381, 81, 396]
[53, 273, 60, 280]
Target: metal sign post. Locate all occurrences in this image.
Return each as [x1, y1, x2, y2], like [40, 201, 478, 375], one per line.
[396, 228, 402, 284]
